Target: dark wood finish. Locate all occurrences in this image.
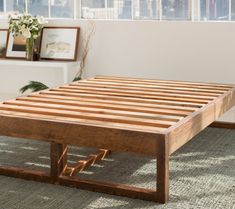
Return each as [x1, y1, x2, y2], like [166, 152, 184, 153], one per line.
[0, 76, 234, 204]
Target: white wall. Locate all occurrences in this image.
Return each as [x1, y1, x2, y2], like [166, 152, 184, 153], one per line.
[0, 19, 235, 121]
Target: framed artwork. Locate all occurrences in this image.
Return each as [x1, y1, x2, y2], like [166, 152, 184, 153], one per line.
[40, 27, 80, 61]
[6, 33, 26, 59]
[0, 29, 9, 58]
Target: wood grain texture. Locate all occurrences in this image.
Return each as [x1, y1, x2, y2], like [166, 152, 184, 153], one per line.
[0, 76, 234, 204]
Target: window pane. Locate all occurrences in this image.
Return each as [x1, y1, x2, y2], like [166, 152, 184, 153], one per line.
[232, 0, 235, 20]
[0, 0, 3, 12]
[51, 0, 74, 18]
[117, 0, 132, 19]
[200, 0, 229, 21]
[6, 0, 26, 13]
[106, 0, 132, 19]
[28, 0, 49, 16]
[133, 0, 159, 20]
[81, 0, 106, 19]
[162, 0, 190, 20]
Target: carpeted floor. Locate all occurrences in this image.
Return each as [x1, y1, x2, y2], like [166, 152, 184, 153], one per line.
[0, 127, 234, 209]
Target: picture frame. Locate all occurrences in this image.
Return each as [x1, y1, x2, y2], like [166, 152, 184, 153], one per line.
[0, 29, 9, 58]
[40, 27, 80, 61]
[6, 32, 26, 59]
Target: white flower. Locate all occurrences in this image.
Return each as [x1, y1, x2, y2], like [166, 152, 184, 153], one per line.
[38, 16, 48, 25]
[22, 28, 31, 39]
[33, 34, 38, 39]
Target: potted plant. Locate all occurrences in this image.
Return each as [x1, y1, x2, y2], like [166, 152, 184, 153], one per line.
[9, 13, 47, 61]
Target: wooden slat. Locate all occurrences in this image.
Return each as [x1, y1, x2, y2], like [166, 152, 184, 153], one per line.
[71, 81, 223, 96]
[59, 86, 216, 100]
[39, 91, 204, 108]
[29, 94, 198, 111]
[51, 88, 211, 104]
[0, 110, 165, 133]
[3, 100, 182, 122]
[77, 80, 227, 94]
[94, 76, 233, 90]
[0, 104, 175, 128]
[16, 96, 191, 117]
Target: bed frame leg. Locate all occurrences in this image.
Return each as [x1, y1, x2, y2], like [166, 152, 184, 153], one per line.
[156, 138, 169, 203]
[50, 142, 67, 183]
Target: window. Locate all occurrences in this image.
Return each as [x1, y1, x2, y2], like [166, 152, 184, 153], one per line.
[0, 0, 3, 12]
[200, 0, 229, 21]
[51, 0, 74, 18]
[232, 0, 235, 20]
[0, 0, 235, 21]
[0, 0, 74, 18]
[28, 0, 49, 17]
[133, 0, 159, 20]
[162, 0, 190, 20]
[6, 0, 25, 14]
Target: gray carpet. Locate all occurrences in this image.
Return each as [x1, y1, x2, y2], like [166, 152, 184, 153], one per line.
[0, 127, 234, 209]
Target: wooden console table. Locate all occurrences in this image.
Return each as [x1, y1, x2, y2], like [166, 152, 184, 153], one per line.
[0, 76, 234, 203]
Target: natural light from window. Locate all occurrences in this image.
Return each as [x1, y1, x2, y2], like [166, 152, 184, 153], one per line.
[0, 0, 234, 21]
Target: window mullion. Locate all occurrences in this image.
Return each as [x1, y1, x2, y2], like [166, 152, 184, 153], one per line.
[159, 0, 162, 21]
[48, 0, 51, 18]
[3, 0, 6, 12]
[131, 0, 134, 20]
[73, 0, 77, 19]
[25, 0, 28, 13]
[105, 0, 108, 20]
[229, 0, 232, 21]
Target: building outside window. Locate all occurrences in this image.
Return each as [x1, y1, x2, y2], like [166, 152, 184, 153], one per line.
[231, 0, 235, 20]
[28, 0, 49, 17]
[200, 0, 229, 21]
[162, 0, 190, 20]
[0, 0, 235, 21]
[6, 0, 26, 14]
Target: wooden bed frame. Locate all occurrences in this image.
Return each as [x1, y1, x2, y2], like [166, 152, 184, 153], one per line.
[0, 76, 234, 203]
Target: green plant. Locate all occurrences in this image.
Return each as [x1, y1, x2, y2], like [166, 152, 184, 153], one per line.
[20, 81, 49, 94]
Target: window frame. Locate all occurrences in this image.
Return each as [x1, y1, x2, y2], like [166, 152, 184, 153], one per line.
[0, 0, 234, 22]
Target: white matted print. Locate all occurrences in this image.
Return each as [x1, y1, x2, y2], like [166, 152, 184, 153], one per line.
[0, 30, 8, 58]
[40, 27, 79, 61]
[6, 33, 26, 59]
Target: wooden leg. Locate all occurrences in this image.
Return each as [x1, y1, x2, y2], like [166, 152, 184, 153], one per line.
[156, 138, 169, 203]
[50, 142, 67, 183]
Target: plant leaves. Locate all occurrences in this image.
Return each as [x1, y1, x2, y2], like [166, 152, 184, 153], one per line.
[73, 76, 82, 82]
[20, 81, 49, 94]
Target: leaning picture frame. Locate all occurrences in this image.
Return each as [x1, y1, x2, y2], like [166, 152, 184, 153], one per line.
[0, 29, 9, 58]
[40, 27, 80, 61]
[6, 32, 26, 59]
